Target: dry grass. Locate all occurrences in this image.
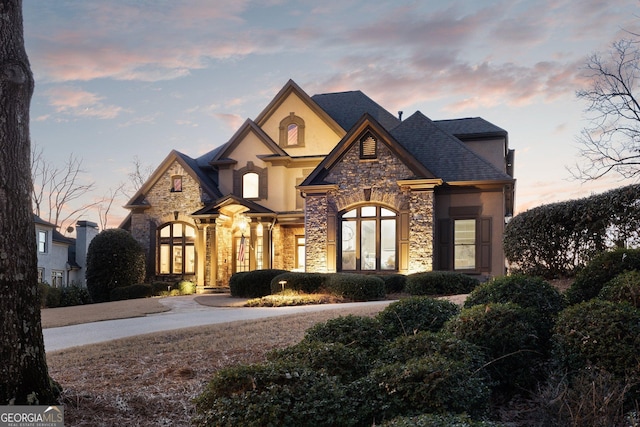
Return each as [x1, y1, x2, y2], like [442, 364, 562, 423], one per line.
[47, 305, 385, 426]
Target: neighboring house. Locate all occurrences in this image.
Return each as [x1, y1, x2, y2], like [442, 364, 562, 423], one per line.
[121, 80, 515, 290]
[35, 216, 99, 287]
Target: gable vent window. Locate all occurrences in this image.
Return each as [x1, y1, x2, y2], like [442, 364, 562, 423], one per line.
[360, 134, 377, 159]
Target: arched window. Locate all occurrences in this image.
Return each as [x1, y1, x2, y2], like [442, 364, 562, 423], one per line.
[158, 222, 196, 275]
[340, 205, 397, 271]
[242, 172, 259, 199]
[279, 113, 305, 147]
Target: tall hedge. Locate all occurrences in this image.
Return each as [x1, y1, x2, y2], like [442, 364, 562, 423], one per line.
[504, 184, 640, 278]
[86, 229, 146, 303]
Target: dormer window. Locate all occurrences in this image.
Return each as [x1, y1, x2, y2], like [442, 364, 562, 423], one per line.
[279, 112, 305, 147]
[360, 133, 377, 159]
[171, 175, 182, 192]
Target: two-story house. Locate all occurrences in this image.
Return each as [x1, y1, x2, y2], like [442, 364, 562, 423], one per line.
[35, 216, 99, 287]
[121, 80, 515, 290]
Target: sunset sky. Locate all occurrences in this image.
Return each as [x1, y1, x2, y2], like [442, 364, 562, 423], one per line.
[22, 0, 640, 230]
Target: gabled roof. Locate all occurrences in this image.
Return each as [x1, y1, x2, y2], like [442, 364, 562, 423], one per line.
[311, 90, 401, 132]
[391, 112, 513, 182]
[192, 194, 275, 216]
[300, 113, 434, 187]
[209, 119, 287, 165]
[254, 79, 345, 137]
[124, 150, 222, 208]
[434, 117, 507, 140]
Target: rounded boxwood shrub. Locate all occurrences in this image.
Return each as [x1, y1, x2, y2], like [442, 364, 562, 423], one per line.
[59, 285, 92, 306]
[376, 296, 460, 338]
[267, 340, 370, 382]
[325, 273, 385, 301]
[464, 274, 566, 346]
[365, 354, 491, 419]
[406, 271, 479, 296]
[302, 315, 386, 355]
[109, 283, 153, 301]
[229, 269, 288, 298]
[270, 272, 326, 294]
[444, 302, 544, 392]
[598, 270, 640, 308]
[552, 299, 640, 378]
[85, 228, 146, 303]
[566, 248, 640, 305]
[379, 331, 487, 373]
[193, 363, 355, 427]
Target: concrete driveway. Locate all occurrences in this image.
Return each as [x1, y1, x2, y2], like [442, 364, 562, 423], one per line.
[43, 296, 393, 352]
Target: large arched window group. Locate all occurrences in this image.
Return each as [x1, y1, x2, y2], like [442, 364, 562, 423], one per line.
[340, 205, 397, 271]
[158, 222, 195, 275]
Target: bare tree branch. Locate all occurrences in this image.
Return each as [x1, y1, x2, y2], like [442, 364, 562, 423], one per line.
[31, 142, 98, 233]
[572, 38, 640, 182]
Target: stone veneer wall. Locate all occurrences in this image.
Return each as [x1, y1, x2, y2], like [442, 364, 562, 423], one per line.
[129, 161, 208, 280]
[408, 191, 434, 273]
[304, 136, 435, 273]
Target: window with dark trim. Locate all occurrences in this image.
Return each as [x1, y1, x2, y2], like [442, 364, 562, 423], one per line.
[158, 222, 195, 275]
[437, 210, 491, 273]
[340, 205, 397, 271]
[279, 113, 305, 147]
[454, 219, 476, 270]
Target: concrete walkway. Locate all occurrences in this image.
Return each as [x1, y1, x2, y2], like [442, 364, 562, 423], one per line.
[43, 296, 393, 352]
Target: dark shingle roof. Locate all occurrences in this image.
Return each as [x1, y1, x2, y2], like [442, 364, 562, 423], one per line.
[434, 117, 507, 139]
[390, 112, 512, 182]
[175, 151, 222, 199]
[312, 91, 400, 131]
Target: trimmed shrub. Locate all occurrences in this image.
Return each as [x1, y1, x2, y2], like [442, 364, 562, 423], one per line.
[376, 296, 460, 338]
[464, 274, 565, 346]
[193, 363, 356, 427]
[324, 273, 385, 301]
[552, 299, 640, 378]
[109, 283, 153, 301]
[406, 271, 479, 296]
[365, 354, 491, 419]
[270, 272, 326, 294]
[379, 331, 486, 372]
[45, 285, 62, 308]
[302, 315, 386, 356]
[267, 340, 370, 382]
[444, 302, 544, 392]
[380, 274, 407, 294]
[565, 248, 640, 305]
[85, 228, 146, 303]
[598, 270, 640, 308]
[59, 285, 92, 307]
[229, 269, 288, 298]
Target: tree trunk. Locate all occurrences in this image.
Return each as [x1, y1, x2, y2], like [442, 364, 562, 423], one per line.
[0, 0, 58, 404]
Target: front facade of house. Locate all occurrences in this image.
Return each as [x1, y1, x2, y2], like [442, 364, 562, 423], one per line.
[122, 80, 515, 290]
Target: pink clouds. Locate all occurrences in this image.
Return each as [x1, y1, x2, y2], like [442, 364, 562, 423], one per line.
[45, 86, 123, 119]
